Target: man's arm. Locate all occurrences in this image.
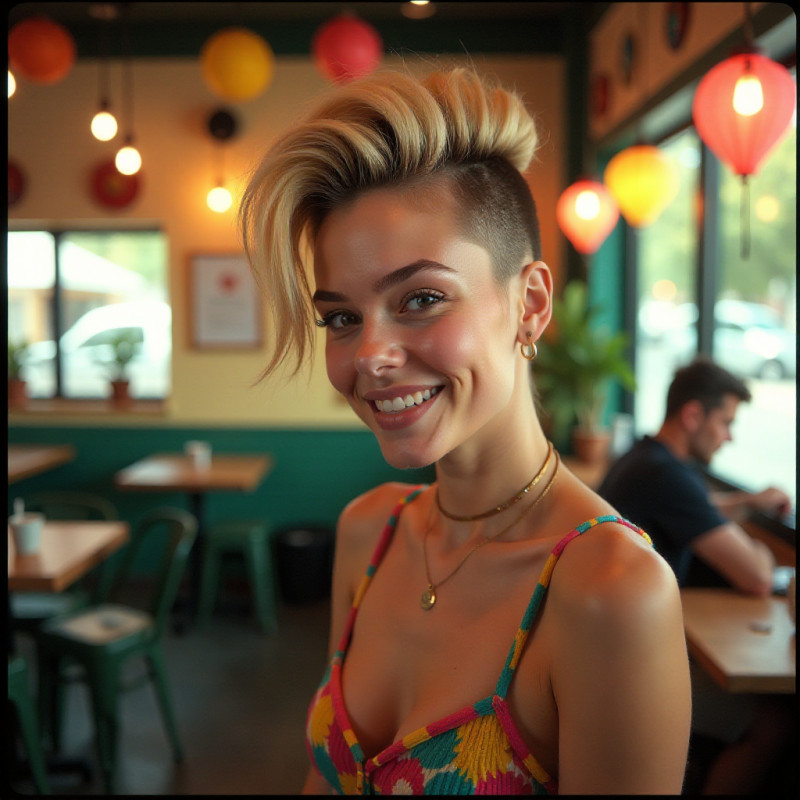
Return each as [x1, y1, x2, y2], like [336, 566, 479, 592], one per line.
[690, 522, 776, 596]
[709, 487, 792, 523]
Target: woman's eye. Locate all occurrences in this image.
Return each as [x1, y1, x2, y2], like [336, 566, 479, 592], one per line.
[403, 290, 445, 312]
[316, 311, 360, 331]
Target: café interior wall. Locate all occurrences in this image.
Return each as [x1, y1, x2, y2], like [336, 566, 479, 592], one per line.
[8, 53, 565, 428]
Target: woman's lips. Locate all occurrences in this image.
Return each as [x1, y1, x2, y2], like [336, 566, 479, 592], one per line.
[364, 386, 443, 430]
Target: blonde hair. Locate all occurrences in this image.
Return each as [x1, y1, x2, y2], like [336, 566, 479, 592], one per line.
[239, 67, 540, 379]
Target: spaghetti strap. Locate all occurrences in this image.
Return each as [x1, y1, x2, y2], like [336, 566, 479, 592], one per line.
[495, 515, 653, 699]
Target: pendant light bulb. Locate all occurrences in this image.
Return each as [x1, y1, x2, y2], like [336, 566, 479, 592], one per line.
[732, 73, 764, 116]
[575, 189, 601, 220]
[8, 69, 17, 98]
[91, 108, 118, 141]
[207, 185, 233, 213]
[115, 143, 142, 175]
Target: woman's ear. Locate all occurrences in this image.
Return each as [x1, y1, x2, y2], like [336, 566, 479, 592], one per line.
[516, 261, 553, 346]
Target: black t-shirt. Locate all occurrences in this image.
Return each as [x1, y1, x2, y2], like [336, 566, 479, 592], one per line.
[597, 436, 727, 585]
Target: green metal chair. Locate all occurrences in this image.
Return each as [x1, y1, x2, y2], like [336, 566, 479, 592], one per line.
[36, 507, 197, 794]
[198, 520, 278, 635]
[8, 654, 52, 795]
[11, 492, 120, 635]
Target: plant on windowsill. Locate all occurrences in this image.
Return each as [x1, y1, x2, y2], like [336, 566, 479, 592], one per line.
[8, 340, 29, 409]
[102, 331, 141, 409]
[534, 280, 636, 463]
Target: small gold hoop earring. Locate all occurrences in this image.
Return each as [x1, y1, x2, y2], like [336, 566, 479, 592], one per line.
[520, 331, 537, 361]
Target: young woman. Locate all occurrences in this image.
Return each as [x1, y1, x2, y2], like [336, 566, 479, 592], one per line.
[240, 66, 691, 795]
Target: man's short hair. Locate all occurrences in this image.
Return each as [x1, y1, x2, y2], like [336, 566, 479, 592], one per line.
[665, 358, 752, 418]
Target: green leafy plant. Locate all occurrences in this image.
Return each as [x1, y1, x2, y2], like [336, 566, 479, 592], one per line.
[102, 330, 141, 382]
[534, 281, 636, 449]
[8, 340, 29, 380]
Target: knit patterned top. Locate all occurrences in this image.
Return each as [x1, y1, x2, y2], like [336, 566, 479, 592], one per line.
[306, 486, 653, 795]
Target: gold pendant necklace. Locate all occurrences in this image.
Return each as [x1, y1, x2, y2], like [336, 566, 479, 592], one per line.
[421, 450, 560, 610]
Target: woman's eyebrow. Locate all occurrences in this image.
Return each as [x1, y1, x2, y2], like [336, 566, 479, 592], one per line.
[313, 259, 454, 304]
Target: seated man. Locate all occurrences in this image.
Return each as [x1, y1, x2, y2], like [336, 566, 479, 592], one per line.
[599, 357, 794, 795]
[599, 358, 790, 595]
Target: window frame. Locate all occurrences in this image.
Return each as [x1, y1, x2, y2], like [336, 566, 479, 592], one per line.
[7, 224, 171, 403]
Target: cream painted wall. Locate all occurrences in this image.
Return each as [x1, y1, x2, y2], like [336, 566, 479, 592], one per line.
[8, 53, 564, 427]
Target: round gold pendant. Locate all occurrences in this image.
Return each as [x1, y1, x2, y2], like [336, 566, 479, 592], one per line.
[421, 586, 436, 610]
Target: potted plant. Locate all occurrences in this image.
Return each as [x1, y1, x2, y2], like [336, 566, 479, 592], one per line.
[8, 339, 29, 409]
[102, 330, 141, 408]
[534, 280, 636, 462]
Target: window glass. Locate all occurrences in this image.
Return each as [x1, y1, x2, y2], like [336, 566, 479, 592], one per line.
[7, 229, 171, 400]
[634, 128, 702, 435]
[712, 117, 796, 507]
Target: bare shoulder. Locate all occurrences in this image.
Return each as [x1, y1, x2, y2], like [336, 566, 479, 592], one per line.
[336, 481, 425, 556]
[548, 517, 682, 637]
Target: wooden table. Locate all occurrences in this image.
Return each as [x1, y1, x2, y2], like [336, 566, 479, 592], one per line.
[8, 444, 76, 484]
[8, 520, 129, 593]
[681, 588, 796, 694]
[113, 452, 273, 630]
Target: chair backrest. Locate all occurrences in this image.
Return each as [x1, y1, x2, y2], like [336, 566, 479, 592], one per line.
[102, 507, 198, 640]
[22, 491, 118, 521]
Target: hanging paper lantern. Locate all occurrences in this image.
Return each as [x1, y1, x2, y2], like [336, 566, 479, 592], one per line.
[692, 51, 796, 177]
[8, 17, 76, 85]
[693, 51, 795, 257]
[201, 28, 275, 101]
[556, 179, 619, 255]
[603, 145, 680, 227]
[312, 14, 383, 84]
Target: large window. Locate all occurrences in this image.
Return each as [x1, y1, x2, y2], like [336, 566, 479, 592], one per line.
[632, 91, 796, 512]
[7, 229, 171, 400]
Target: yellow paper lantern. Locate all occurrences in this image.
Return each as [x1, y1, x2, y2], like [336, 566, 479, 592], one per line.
[201, 28, 274, 101]
[603, 145, 679, 227]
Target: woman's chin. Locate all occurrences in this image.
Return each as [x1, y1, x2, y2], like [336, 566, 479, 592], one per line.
[378, 442, 437, 471]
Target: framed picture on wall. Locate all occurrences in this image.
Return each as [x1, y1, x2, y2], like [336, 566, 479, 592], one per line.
[188, 253, 264, 349]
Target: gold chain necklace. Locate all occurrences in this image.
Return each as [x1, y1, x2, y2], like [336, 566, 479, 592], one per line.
[421, 451, 560, 610]
[436, 442, 553, 522]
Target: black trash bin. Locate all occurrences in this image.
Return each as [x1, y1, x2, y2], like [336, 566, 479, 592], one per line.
[274, 526, 334, 604]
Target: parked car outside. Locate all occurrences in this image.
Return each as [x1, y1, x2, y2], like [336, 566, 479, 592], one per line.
[24, 300, 172, 398]
[663, 300, 795, 380]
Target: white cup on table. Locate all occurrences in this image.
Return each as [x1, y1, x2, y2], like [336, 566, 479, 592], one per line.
[185, 440, 212, 470]
[9, 512, 45, 555]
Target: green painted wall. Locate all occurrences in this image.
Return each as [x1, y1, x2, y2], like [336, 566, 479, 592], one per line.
[8, 425, 435, 573]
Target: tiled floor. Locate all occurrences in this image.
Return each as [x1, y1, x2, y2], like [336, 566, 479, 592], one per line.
[9, 593, 331, 795]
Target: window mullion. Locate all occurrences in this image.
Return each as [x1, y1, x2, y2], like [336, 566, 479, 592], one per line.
[52, 230, 64, 397]
[696, 144, 719, 357]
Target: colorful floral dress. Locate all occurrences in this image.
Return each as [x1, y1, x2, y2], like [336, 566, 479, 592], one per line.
[306, 486, 653, 794]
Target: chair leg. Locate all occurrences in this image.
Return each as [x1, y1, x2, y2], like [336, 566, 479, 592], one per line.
[9, 657, 52, 795]
[85, 660, 120, 795]
[197, 542, 221, 627]
[246, 533, 278, 635]
[146, 646, 184, 762]
[36, 648, 64, 754]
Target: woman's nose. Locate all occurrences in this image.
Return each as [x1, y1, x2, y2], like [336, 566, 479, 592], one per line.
[354, 323, 406, 376]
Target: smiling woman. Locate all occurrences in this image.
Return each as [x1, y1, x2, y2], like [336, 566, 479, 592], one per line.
[239, 66, 692, 795]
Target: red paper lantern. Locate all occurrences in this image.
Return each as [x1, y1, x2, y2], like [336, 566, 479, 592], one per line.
[8, 17, 76, 85]
[557, 180, 619, 255]
[312, 14, 383, 84]
[692, 51, 796, 177]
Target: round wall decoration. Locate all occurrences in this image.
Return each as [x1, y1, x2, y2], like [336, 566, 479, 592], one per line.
[90, 160, 140, 208]
[665, 3, 691, 50]
[9, 160, 27, 207]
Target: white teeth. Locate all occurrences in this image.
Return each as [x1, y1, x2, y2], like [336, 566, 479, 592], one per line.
[375, 387, 441, 413]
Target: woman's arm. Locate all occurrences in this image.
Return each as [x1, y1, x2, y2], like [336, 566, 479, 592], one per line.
[551, 526, 692, 794]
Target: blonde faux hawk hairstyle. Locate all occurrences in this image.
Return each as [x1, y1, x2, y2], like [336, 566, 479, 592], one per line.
[238, 67, 540, 380]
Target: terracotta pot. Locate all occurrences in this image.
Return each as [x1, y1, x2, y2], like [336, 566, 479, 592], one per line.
[110, 379, 132, 409]
[571, 427, 611, 463]
[8, 378, 27, 409]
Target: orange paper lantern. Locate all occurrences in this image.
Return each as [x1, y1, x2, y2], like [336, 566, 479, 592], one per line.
[8, 17, 76, 85]
[556, 179, 619, 254]
[312, 14, 383, 84]
[603, 145, 679, 227]
[201, 28, 275, 101]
